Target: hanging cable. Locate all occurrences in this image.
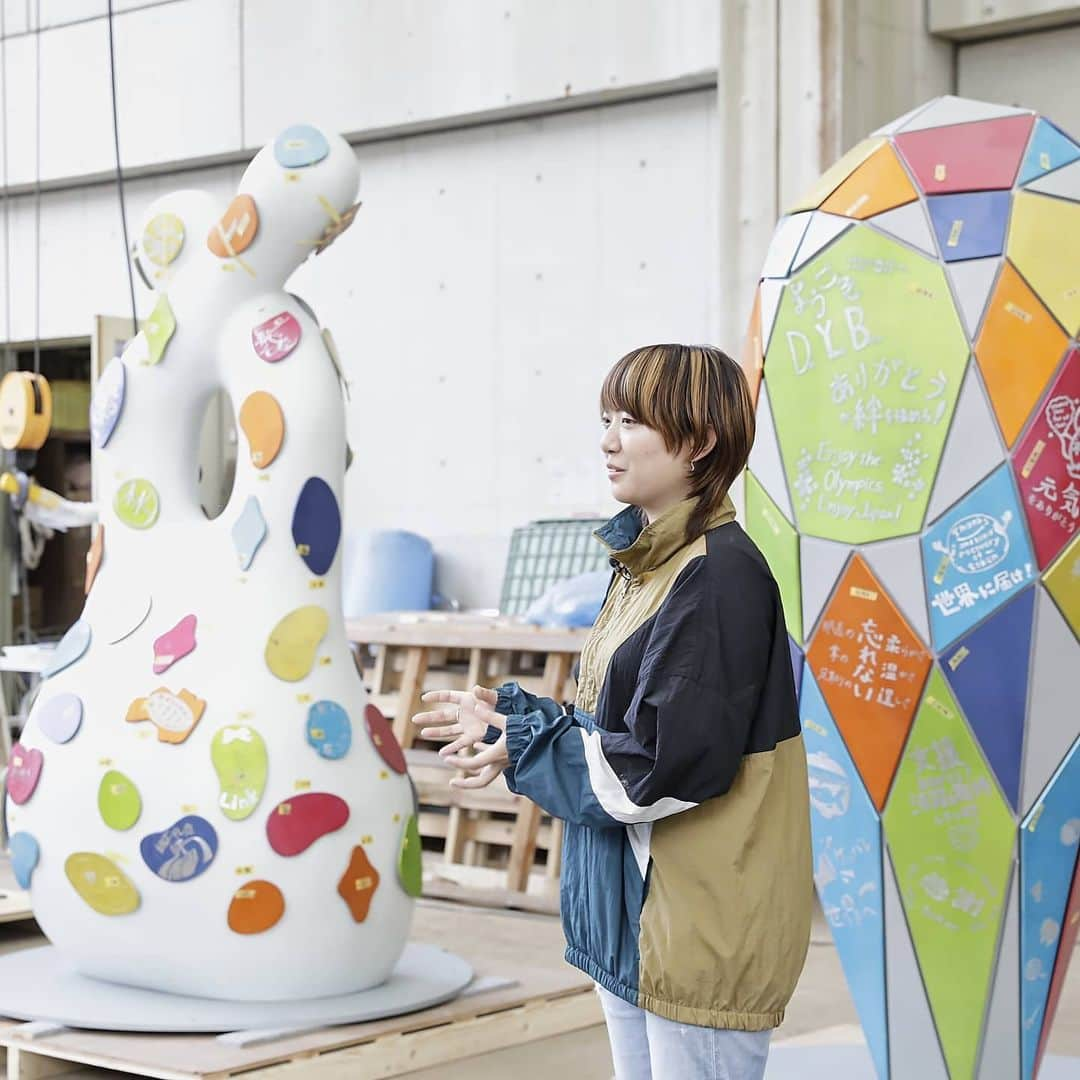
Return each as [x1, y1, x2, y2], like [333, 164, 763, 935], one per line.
[106, 0, 137, 335]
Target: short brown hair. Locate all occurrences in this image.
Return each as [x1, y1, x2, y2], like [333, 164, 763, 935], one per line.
[600, 344, 755, 543]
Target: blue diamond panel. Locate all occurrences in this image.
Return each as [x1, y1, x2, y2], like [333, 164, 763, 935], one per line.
[801, 671, 889, 1080]
[941, 585, 1035, 810]
[922, 464, 1036, 651]
[927, 191, 1011, 262]
[789, 636, 805, 701]
[1020, 736, 1080, 1079]
[1019, 118, 1080, 187]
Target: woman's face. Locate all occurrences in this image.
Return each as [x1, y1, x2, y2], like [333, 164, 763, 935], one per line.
[601, 409, 691, 514]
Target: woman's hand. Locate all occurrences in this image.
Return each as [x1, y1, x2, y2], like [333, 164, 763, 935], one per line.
[446, 734, 510, 789]
[411, 685, 505, 758]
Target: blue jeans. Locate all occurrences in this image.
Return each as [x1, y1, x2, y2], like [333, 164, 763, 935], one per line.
[597, 985, 772, 1080]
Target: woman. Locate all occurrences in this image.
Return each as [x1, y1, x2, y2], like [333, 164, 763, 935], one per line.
[414, 344, 813, 1080]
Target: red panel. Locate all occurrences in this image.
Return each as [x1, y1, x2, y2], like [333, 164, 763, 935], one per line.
[1012, 348, 1080, 569]
[1035, 850, 1080, 1076]
[895, 115, 1035, 194]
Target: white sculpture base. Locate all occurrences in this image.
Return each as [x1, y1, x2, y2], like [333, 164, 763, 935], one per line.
[0, 943, 471, 1033]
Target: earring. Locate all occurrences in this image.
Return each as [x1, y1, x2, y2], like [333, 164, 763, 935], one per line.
[688, 460, 696, 475]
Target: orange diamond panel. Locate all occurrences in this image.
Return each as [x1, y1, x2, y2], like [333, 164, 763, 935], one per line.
[821, 143, 918, 220]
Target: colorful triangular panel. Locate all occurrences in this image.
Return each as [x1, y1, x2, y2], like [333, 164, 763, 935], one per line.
[1026, 158, 1080, 201]
[941, 585, 1036, 810]
[925, 361, 1005, 526]
[1008, 191, 1080, 337]
[898, 95, 1032, 134]
[1019, 737, 1080, 1079]
[800, 537, 849, 641]
[975, 260, 1069, 447]
[860, 535, 931, 647]
[806, 556, 931, 810]
[883, 849, 950, 1080]
[788, 636, 804, 701]
[1043, 534, 1080, 642]
[895, 114, 1035, 194]
[787, 137, 884, 214]
[740, 287, 764, 406]
[947, 257, 1000, 342]
[977, 868, 1021, 1080]
[760, 278, 784, 355]
[747, 382, 794, 523]
[922, 464, 1036, 651]
[1019, 118, 1080, 187]
[1021, 589, 1080, 813]
[883, 667, 1016, 1080]
[1035, 850, 1080, 1076]
[801, 671, 889, 1080]
[761, 212, 813, 279]
[744, 469, 802, 644]
[928, 192, 1011, 263]
[820, 143, 917, 220]
[789, 211, 851, 273]
[869, 201, 937, 258]
[874, 100, 934, 136]
[1012, 347, 1080, 570]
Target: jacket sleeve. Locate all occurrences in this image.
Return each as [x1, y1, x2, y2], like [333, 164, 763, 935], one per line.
[497, 552, 778, 827]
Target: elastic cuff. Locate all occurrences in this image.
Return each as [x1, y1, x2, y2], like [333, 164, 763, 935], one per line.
[481, 723, 502, 746]
[495, 682, 521, 717]
[505, 712, 531, 766]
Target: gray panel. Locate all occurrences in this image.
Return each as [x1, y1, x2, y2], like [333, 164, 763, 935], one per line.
[874, 100, 937, 137]
[761, 279, 786, 355]
[801, 537, 850, 641]
[870, 201, 937, 258]
[860, 536, 931, 646]
[947, 257, 1001, 341]
[762, 213, 813, 279]
[898, 95, 1032, 133]
[926, 363, 1005, 525]
[976, 864, 1020, 1080]
[885, 849, 950, 1080]
[1021, 590, 1080, 812]
[1027, 160, 1080, 201]
[791, 212, 852, 273]
[748, 382, 794, 523]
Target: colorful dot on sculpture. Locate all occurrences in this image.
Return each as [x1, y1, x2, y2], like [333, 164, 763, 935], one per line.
[140, 815, 218, 883]
[141, 212, 185, 267]
[228, 879, 285, 934]
[6, 743, 43, 804]
[265, 606, 329, 682]
[292, 478, 341, 576]
[98, 770, 142, 831]
[90, 356, 125, 449]
[273, 125, 330, 169]
[207, 194, 259, 259]
[8, 833, 38, 889]
[306, 701, 352, 760]
[153, 614, 197, 674]
[252, 311, 302, 363]
[125, 688, 206, 744]
[114, 478, 160, 530]
[232, 495, 268, 570]
[398, 813, 422, 898]
[84, 524, 103, 595]
[364, 704, 406, 775]
[265, 792, 349, 856]
[239, 391, 285, 469]
[65, 853, 140, 915]
[337, 844, 380, 922]
[42, 619, 91, 679]
[211, 724, 268, 821]
[140, 295, 176, 366]
[36, 693, 83, 744]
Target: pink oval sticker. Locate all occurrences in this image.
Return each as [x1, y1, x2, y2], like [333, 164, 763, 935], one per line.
[251, 312, 302, 363]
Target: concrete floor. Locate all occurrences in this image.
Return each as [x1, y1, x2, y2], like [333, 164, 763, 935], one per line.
[0, 859, 1077, 1079]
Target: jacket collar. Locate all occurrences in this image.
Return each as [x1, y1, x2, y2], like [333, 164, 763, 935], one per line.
[594, 494, 736, 577]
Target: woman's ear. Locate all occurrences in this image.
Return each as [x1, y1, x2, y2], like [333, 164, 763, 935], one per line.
[692, 427, 718, 466]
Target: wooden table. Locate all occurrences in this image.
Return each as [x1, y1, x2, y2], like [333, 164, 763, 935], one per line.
[346, 614, 589, 893]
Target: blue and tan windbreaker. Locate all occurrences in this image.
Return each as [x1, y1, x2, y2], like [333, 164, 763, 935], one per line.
[495, 495, 813, 1030]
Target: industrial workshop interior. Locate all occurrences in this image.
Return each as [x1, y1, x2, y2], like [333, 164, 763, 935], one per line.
[0, 2, 1078, 1078]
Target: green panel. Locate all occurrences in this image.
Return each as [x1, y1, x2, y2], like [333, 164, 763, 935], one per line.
[745, 469, 802, 644]
[883, 667, 1015, 1080]
[765, 225, 968, 543]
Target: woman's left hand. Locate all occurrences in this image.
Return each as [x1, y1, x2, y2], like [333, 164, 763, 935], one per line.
[446, 733, 511, 789]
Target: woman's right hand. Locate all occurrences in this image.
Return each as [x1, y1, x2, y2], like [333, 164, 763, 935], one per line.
[411, 685, 503, 758]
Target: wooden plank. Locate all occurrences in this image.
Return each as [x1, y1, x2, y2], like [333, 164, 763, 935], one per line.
[394, 646, 429, 750]
[0, 891, 32, 927]
[345, 616, 587, 655]
[0, 903, 586, 1079]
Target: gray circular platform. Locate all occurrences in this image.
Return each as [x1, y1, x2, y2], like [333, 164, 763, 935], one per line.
[0, 943, 472, 1033]
[764, 1045, 1078, 1079]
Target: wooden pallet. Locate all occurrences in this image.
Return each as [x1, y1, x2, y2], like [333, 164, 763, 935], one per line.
[0, 901, 600, 1079]
[0, 891, 31, 927]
